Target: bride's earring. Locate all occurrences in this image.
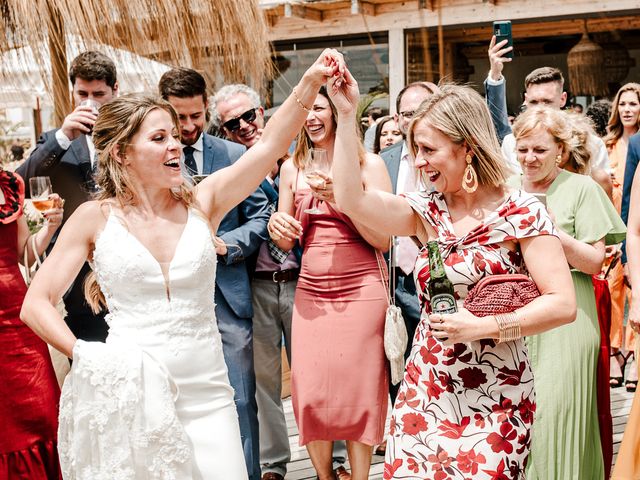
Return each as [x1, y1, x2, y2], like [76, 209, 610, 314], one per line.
[462, 154, 478, 193]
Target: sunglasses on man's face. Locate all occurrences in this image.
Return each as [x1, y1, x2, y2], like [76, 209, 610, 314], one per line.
[222, 108, 257, 132]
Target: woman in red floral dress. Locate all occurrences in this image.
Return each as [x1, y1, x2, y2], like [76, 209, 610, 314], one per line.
[328, 77, 577, 479]
[0, 169, 63, 478]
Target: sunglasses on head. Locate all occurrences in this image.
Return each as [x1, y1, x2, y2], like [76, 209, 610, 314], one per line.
[222, 108, 257, 132]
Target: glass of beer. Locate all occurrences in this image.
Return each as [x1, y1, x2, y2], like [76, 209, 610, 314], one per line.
[303, 148, 330, 214]
[29, 176, 54, 211]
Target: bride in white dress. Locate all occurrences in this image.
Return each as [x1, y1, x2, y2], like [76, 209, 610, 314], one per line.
[20, 49, 346, 479]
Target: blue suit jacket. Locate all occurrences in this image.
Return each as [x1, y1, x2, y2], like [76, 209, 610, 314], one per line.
[200, 133, 270, 318]
[621, 133, 640, 263]
[380, 141, 403, 194]
[17, 130, 101, 318]
[484, 78, 513, 144]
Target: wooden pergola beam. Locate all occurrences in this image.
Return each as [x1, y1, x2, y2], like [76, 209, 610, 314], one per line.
[264, 0, 640, 42]
[442, 15, 640, 43]
[286, 4, 324, 21]
[353, 1, 377, 16]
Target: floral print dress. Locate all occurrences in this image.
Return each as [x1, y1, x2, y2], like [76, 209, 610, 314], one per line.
[384, 190, 555, 480]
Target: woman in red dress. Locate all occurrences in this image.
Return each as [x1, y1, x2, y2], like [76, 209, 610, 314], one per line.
[0, 168, 63, 479]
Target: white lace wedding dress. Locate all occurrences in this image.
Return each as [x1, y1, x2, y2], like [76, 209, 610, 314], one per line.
[58, 208, 248, 479]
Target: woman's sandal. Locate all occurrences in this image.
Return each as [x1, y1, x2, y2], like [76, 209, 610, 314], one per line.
[610, 351, 628, 388]
[625, 353, 637, 392]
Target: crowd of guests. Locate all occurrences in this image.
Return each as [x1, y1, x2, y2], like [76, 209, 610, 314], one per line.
[1, 34, 640, 480]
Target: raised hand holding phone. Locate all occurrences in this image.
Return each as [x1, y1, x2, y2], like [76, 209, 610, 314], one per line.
[488, 23, 514, 82]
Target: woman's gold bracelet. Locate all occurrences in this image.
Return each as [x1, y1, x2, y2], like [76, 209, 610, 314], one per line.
[494, 312, 521, 343]
[292, 86, 311, 113]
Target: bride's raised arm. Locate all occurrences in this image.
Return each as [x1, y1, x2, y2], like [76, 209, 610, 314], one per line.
[197, 49, 345, 227]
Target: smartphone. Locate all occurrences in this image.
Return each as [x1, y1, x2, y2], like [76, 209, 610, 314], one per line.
[532, 193, 547, 207]
[493, 20, 513, 59]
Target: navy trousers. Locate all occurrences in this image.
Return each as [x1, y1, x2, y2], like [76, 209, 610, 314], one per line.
[215, 286, 260, 480]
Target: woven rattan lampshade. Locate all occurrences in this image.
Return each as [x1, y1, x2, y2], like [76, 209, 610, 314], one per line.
[567, 32, 608, 96]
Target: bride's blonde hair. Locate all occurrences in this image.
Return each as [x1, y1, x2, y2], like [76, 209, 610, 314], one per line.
[84, 94, 196, 313]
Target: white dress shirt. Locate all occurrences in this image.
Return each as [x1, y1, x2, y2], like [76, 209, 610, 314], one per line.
[182, 134, 205, 174]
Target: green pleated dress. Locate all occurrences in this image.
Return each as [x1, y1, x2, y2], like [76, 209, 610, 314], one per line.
[523, 170, 626, 480]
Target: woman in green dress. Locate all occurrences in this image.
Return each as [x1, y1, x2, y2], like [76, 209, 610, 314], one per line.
[512, 107, 626, 480]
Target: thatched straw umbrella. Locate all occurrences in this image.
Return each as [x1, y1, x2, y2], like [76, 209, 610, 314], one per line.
[1, 0, 271, 124]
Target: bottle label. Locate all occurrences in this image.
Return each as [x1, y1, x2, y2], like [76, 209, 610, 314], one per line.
[431, 294, 458, 314]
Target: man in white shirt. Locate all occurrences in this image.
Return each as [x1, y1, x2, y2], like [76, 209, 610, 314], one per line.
[17, 51, 118, 342]
[484, 38, 610, 174]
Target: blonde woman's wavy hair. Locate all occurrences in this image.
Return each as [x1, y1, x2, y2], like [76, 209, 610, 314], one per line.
[291, 86, 365, 169]
[564, 111, 595, 174]
[406, 84, 509, 188]
[84, 93, 196, 313]
[512, 107, 588, 173]
[604, 82, 640, 151]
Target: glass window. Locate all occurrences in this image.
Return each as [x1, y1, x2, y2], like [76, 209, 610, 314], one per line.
[270, 36, 390, 111]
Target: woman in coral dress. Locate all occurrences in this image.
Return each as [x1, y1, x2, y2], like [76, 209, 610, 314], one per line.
[0, 169, 63, 478]
[329, 76, 576, 478]
[269, 86, 392, 479]
[612, 162, 640, 479]
[606, 83, 640, 392]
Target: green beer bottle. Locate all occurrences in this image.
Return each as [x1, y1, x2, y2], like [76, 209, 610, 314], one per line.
[427, 241, 457, 314]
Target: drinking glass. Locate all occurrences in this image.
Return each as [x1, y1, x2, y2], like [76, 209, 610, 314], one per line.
[29, 176, 54, 211]
[80, 99, 100, 134]
[303, 148, 330, 214]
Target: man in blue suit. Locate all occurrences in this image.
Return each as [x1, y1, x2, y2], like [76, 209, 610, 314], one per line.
[160, 68, 270, 480]
[621, 133, 640, 266]
[17, 51, 117, 342]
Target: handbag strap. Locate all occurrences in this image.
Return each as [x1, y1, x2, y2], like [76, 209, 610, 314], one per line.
[23, 234, 45, 286]
[375, 238, 397, 307]
[375, 248, 392, 307]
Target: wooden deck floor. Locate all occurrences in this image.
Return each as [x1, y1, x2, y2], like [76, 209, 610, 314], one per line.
[282, 388, 636, 479]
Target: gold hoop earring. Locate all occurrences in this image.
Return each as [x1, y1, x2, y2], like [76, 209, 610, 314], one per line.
[462, 154, 478, 193]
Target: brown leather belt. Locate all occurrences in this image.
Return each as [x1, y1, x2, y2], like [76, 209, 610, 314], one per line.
[254, 268, 300, 283]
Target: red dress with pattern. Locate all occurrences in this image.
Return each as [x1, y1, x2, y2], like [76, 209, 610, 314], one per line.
[0, 171, 61, 479]
[384, 190, 555, 480]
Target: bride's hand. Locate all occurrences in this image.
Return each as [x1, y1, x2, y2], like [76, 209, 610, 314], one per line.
[303, 48, 346, 87]
[213, 236, 227, 256]
[327, 66, 359, 116]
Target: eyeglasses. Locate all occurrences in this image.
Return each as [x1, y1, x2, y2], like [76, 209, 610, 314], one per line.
[399, 110, 415, 120]
[222, 108, 257, 132]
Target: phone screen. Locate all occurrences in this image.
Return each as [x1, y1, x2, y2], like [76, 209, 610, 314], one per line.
[493, 20, 513, 59]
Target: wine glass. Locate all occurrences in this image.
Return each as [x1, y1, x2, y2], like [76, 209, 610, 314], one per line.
[303, 148, 330, 215]
[29, 177, 54, 212]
